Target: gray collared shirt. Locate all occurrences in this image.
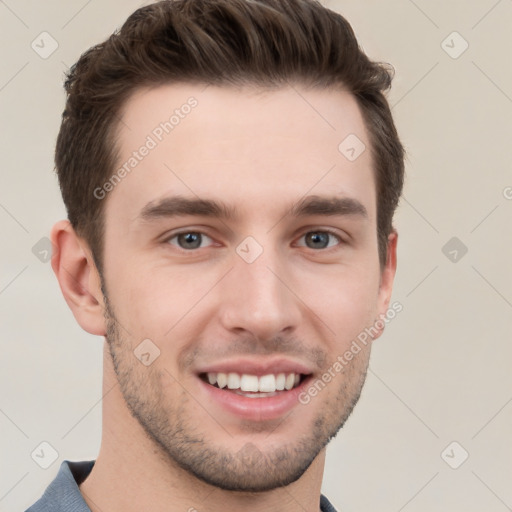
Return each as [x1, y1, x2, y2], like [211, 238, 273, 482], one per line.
[26, 460, 339, 511]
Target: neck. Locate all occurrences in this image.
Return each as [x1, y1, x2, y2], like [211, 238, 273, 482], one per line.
[79, 340, 325, 512]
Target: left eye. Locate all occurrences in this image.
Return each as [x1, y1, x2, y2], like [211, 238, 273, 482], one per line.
[167, 232, 214, 250]
[296, 231, 341, 250]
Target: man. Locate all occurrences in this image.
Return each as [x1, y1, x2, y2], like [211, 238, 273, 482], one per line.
[27, 0, 404, 510]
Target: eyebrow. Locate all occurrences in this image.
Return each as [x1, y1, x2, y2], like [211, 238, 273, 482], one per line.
[137, 194, 368, 222]
[139, 195, 239, 222]
[289, 195, 368, 219]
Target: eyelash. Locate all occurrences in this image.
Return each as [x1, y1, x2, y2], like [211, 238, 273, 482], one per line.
[164, 228, 345, 252]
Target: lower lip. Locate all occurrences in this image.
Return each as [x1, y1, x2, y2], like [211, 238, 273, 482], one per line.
[198, 376, 311, 422]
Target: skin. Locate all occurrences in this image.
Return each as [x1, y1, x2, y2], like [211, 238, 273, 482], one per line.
[51, 83, 397, 512]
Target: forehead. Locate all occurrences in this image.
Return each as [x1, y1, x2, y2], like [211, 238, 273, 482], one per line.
[106, 83, 376, 225]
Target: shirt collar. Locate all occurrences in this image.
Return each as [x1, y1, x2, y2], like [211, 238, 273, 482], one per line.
[27, 460, 338, 512]
[26, 460, 94, 512]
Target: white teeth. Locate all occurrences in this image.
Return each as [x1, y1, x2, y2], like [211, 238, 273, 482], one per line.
[240, 374, 259, 392]
[205, 372, 303, 393]
[227, 372, 240, 389]
[216, 373, 227, 389]
[258, 374, 276, 392]
[275, 373, 286, 391]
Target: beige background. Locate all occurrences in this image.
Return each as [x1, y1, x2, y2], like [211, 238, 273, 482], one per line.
[1, 1, 511, 511]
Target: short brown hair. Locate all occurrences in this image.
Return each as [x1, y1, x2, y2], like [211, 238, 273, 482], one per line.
[56, 0, 404, 271]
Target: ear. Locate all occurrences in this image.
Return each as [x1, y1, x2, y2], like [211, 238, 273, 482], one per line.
[50, 220, 106, 336]
[373, 230, 398, 339]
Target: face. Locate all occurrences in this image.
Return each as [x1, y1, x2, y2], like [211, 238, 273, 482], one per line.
[99, 83, 395, 491]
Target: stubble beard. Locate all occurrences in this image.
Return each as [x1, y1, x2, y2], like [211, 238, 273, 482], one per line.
[102, 292, 370, 492]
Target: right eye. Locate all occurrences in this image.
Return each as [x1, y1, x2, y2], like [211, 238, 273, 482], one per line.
[165, 231, 215, 250]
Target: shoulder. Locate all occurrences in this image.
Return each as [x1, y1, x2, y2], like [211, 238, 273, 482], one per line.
[25, 460, 95, 512]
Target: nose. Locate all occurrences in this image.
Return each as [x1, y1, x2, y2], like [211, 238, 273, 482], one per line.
[218, 245, 302, 342]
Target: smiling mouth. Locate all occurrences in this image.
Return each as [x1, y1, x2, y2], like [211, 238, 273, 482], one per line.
[199, 372, 308, 398]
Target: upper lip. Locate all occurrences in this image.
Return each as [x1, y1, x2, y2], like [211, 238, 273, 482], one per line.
[195, 357, 314, 377]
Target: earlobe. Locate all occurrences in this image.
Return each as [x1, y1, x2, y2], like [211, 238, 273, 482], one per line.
[50, 220, 106, 336]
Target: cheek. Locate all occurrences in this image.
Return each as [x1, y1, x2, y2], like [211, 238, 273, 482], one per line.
[302, 266, 380, 341]
[106, 260, 211, 343]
